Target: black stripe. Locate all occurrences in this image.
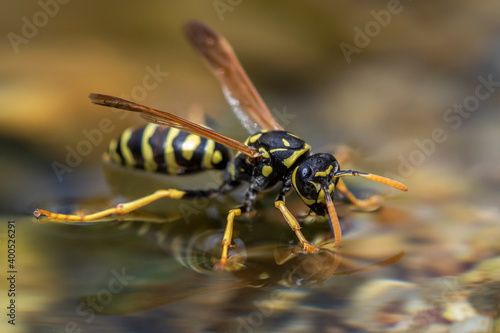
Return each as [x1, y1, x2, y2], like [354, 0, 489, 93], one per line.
[191, 137, 207, 168]
[128, 128, 145, 168]
[172, 131, 189, 169]
[113, 137, 125, 166]
[149, 126, 170, 173]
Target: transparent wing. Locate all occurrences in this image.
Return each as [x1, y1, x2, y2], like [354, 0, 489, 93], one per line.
[89, 93, 258, 158]
[184, 20, 284, 134]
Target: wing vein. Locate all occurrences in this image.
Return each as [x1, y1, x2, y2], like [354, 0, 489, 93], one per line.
[184, 20, 284, 133]
[89, 93, 258, 158]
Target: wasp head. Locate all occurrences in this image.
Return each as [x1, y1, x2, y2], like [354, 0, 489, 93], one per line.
[292, 153, 340, 215]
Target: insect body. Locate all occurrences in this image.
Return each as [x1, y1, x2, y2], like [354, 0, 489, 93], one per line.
[34, 21, 407, 269]
[225, 130, 311, 191]
[108, 123, 231, 175]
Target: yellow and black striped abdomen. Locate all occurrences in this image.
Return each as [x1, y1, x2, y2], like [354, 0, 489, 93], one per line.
[107, 124, 231, 175]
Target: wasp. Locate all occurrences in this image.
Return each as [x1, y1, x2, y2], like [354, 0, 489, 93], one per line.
[34, 21, 407, 269]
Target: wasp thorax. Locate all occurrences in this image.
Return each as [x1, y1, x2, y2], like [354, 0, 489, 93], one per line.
[292, 153, 340, 212]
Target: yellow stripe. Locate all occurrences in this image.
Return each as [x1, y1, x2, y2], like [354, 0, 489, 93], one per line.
[316, 183, 335, 204]
[286, 132, 301, 139]
[142, 124, 158, 172]
[165, 128, 183, 172]
[282, 143, 311, 168]
[259, 148, 270, 158]
[120, 128, 135, 167]
[309, 181, 321, 193]
[315, 165, 333, 177]
[282, 139, 290, 147]
[249, 133, 263, 143]
[182, 134, 201, 160]
[203, 139, 215, 169]
[292, 168, 315, 205]
[108, 139, 122, 164]
[317, 187, 325, 204]
[212, 150, 223, 165]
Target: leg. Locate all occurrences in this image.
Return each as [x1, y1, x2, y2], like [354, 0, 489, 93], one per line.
[216, 187, 257, 269]
[336, 179, 382, 212]
[274, 180, 320, 252]
[216, 207, 241, 269]
[34, 188, 220, 222]
[274, 200, 319, 253]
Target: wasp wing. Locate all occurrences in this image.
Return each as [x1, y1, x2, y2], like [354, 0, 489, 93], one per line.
[89, 93, 258, 158]
[184, 20, 284, 134]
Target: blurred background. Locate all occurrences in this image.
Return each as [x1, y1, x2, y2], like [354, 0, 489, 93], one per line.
[1, 1, 500, 332]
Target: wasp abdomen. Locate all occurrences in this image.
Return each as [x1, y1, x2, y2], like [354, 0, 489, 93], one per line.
[107, 123, 231, 175]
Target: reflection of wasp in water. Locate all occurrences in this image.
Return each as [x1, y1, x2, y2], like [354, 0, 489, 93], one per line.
[77, 218, 403, 315]
[34, 21, 407, 269]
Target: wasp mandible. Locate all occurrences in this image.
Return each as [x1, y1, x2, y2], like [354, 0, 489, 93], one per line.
[34, 21, 407, 268]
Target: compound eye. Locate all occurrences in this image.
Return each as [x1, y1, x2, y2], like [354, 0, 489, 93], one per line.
[300, 166, 313, 179]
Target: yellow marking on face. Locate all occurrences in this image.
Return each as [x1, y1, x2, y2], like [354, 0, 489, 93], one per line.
[202, 139, 215, 169]
[182, 134, 201, 160]
[142, 123, 158, 171]
[315, 165, 333, 177]
[165, 128, 183, 172]
[309, 181, 321, 193]
[262, 165, 273, 177]
[108, 139, 122, 164]
[317, 188, 326, 204]
[282, 143, 311, 168]
[292, 168, 315, 205]
[270, 148, 288, 153]
[316, 183, 335, 204]
[282, 139, 290, 147]
[212, 150, 223, 165]
[120, 128, 135, 167]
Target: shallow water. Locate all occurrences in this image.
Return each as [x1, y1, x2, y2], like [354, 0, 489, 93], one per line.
[2, 1, 500, 332]
[3, 170, 500, 332]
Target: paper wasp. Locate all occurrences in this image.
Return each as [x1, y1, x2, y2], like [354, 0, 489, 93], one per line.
[34, 21, 407, 269]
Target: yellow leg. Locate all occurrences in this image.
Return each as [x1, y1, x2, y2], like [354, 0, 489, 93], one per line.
[322, 185, 342, 247]
[34, 189, 187, 222]
[214, 208, 241, 270]
[274, 200, 319, 253]
[336, 179, 382, 212]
